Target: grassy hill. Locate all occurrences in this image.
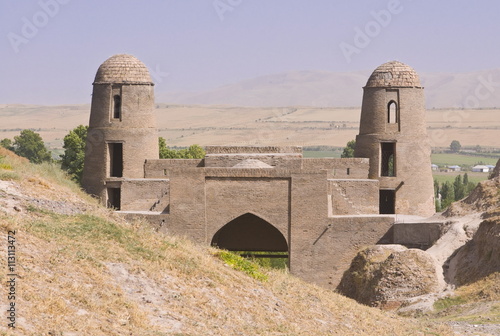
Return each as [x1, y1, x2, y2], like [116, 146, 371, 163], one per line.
[0, 148, 457, 335]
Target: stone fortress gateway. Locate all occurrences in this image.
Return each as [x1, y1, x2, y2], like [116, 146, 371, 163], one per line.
[82, 55, 436, 288]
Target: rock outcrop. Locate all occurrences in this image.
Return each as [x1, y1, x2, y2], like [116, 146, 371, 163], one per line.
[337, 245, 439, 310]
[444, 177, 500, 217]
[449, 216, 500, 286]
[490, 158, 500, 179]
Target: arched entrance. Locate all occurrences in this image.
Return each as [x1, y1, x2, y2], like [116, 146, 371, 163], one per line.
[211, 213, 288, 268]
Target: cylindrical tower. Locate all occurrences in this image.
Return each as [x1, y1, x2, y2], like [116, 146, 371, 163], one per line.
[354, 61, 435, 217]
[82, 54, 158, 208]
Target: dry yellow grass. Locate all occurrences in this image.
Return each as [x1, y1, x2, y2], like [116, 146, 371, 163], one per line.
[0, 151, 454, 335]
[430, 273, 500, 332]
[455, 273, 500, 302]
[2, 104, 500, 149]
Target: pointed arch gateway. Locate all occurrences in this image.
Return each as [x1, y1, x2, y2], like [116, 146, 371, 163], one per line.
[211, 213, 288, 253]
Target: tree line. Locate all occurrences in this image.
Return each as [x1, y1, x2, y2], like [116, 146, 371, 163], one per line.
[0, 126, 205, 185]
[434, 174, 476, 211]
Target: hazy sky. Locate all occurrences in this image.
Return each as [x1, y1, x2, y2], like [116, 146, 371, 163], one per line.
[1, 0, 500, 104]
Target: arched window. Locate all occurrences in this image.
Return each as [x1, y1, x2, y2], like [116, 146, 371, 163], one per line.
[387, 100, 397, 123]
[113, 95, 121, 119]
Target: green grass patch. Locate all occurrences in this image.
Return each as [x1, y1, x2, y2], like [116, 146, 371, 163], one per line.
[434, 295, 467, 312]
[0, 163, 12, 170]
[235, 251, 288, 270]
[0, 170, 20, 180]
[23, 161, 82, 194]
[432, 173, 487, 185]
[25, 212, 164, 262]
[0, 152, 83, 195]
[431, 302, 500, 325]
[215, 250, 268, 281]
[431, 153, 499, 166]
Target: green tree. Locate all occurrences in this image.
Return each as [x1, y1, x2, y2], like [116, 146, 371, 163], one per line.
[159, 137, 205, 159]
[434, 179, 442, 212]
[341, 140, 356, 158]
[184, 144, 205, 159]
[453, 174, 465, 200]
[13, 130, 52, 164]
[435, 199, 442, 212]
[461, 173, 477, 196]
[0, 138, 14, 151]
[463, 173, 469, 185]
[159, 137, 179, 158]
[450, 140, 461, 153]
[60, 125, 88, 183]
[433, 179, 440, 198]
[440, 181, 455, 209]
[465, 181, 476, 195]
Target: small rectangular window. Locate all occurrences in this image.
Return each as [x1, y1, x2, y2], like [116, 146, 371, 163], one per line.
[381, 143, 395, 177]
[379, 190, 395, 214]
[346, 168, 350, 175]
[113, 95, 121, 119]
[109, 143, 123, 177]
[107, 188, 121, 210]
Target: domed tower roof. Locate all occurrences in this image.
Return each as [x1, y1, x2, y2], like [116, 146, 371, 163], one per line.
[93, 54, 153, 84]
[365, 61, 421, 88]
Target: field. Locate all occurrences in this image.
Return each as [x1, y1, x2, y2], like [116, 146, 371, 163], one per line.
[301, 152, 494, 185]
[432, 172, 489, 184]
[431, 153, 498, 184]
[2, 104, 500, 152]
[431, 153, 500, 166]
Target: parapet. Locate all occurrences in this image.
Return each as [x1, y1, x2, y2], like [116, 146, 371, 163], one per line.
[205, 146, 303, 155]
[204, 146, 303, 169]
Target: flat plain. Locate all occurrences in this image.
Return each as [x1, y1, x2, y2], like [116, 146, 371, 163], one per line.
[1, 104, 500, 151]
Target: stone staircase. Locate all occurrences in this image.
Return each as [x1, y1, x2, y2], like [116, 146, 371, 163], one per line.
[329, 181, 360, 215]
[150, 189, 169, 213]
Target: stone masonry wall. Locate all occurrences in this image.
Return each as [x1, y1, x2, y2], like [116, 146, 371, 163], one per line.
[121, 179, 169, 212]
[328, 179, 379, 215]
[306, 215, 394, 288]
[205, 177, 290, 245]
[204, 154, 302, 169]
[205, 146, 302, 154]
[302, 158, 370, 179]
[144, 159, 204, 178]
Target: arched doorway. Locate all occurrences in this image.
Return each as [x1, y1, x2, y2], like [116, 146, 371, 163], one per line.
[211, 213, 288, 268]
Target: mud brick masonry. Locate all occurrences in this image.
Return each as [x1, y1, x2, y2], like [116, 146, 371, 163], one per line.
[82, 55, 436, 288]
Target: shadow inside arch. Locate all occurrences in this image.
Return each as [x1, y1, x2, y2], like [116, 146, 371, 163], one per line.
[211, 213, 288, 252]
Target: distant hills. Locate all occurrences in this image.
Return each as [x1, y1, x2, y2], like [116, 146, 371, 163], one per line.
[157, 69, 500, 109]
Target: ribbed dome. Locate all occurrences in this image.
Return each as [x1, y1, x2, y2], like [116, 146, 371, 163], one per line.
[93, 54, 153, 84]
[365, 61, 421, 88]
